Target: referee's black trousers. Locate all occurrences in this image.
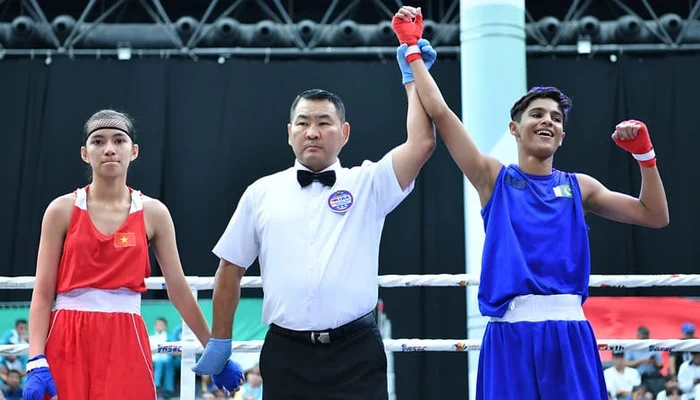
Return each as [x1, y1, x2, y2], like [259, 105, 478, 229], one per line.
[259, 318, 388, 400]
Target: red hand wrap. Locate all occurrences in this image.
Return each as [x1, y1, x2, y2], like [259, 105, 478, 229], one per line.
[613, 119, 656, 167]
[392, 13, 423, 63]
[405, 45, 422, 63]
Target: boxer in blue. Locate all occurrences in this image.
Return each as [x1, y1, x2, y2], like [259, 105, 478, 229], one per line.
[391, 6, 670, 399]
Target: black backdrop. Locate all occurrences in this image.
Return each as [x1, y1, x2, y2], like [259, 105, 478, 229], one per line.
[1, 53, 699, 399]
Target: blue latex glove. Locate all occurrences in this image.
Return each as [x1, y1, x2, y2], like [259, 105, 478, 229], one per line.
[418, 38, 437, 70]
[397, 38, 438, 84]
[192, 338, 233, 375]
[23, 355, 58, 400]
[212, 359, 244, 393]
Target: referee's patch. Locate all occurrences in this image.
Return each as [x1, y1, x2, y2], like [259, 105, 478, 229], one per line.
[328, 190, 354, 213]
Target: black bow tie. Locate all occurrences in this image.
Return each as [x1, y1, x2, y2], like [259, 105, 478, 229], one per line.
[297, 170, 336, 188]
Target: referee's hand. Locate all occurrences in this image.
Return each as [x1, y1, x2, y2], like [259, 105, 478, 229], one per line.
[192, 338, 232, 375]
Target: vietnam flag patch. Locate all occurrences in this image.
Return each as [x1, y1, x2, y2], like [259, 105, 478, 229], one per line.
[114, 232, 136, 248]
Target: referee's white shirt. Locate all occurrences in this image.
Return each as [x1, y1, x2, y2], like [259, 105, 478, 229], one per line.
[213, 150, 414, 331]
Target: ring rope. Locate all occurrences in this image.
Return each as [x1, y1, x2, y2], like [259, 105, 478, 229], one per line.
[2, 275, 697, 356]
[1, 274, 695, 398]
[2, 339, 700, 356]
[1, 273, 700, 290]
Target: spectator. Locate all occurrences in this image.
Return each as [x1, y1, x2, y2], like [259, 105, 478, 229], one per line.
[605, 351, 642, 400]
[630, 384, 654, 400]
[670, 323, 696, 377]
[0, 320, 28, 370]
[0, 355, 25, 383]
[626, 326, 664, 395]
[660, 387, 688, 400]
[1, 370, 22, 400]
[0, 320, 28, 346]
[657, 376, 689, 400]
[677, 352, 700, 398]
[233, 365, 262, 400]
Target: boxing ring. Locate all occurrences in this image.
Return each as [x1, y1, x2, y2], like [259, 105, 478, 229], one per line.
[2, 274, 700, 399]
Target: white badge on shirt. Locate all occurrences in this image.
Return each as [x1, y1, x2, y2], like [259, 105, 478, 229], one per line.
[328, 189, 354, 213]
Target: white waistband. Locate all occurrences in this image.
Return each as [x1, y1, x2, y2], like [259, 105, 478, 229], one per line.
[55, 288, 141, 314]
[489, 294, 585, 323]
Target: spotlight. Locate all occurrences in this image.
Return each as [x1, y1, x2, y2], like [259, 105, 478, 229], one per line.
[615, 15, 644, 42]
[537, 17, 560, 39]
[251, 20, 282, 47]
[52, 15, 75, 40]
[578, 16, 600, 39]
[296, 19, 317, 42]
[659, 13, 683, 39]
[332, 20, 362, 46]
[12, 16, 35, 39]
[214, 18, 241, 45]
[175, 16, 198, 41]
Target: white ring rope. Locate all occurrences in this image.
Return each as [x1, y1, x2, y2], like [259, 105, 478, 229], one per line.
[1, 339, 699, 356]
[1, 274, 695, 398]
[2, 273, 700, 289]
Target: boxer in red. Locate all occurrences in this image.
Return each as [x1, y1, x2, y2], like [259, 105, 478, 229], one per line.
[22, 110, 243, 399]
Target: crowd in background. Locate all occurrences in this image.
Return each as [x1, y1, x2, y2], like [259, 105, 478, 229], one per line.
[604, 323, 699, 400]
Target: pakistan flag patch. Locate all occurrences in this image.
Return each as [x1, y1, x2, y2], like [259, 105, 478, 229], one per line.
[553, 184, 573, 198]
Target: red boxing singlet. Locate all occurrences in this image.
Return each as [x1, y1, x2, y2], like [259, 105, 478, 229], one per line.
[56, 185, 151, 293]
[44, 186, 157, 400]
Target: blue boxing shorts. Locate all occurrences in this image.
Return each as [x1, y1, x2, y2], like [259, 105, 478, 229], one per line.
[476, 294, 608, 400]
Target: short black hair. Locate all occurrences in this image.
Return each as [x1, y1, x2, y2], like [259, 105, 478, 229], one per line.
[289, 89, 346, 123]
[510, 86, 572, 124]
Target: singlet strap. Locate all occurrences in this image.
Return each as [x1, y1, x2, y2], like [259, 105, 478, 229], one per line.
[74, 186, 143, 213]
[75, 187, 88, 210]
[130, 190, 143, 214]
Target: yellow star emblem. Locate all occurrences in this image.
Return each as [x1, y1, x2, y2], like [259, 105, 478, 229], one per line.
[114, 232, 136, 248]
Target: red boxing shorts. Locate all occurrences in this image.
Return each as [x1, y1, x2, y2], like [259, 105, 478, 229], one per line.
[44, 288, 157, 400]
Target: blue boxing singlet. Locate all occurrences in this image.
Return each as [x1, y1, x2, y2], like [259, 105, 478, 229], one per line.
[478, 164, 591, 318]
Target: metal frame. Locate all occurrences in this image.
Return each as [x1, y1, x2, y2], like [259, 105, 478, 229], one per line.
[1, 0, 700, 58]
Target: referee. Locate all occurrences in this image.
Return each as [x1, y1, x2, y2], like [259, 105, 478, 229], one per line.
[192, 83, 435, 399]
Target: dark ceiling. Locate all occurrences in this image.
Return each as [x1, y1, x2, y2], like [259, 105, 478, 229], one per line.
[1, 0, 695, 24]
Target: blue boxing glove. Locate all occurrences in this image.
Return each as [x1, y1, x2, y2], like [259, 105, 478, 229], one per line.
[23, 355, 58, 400]
[212, 359, 244, 393]
[192, 338, 233, 375]
[397, 38, 438, 84]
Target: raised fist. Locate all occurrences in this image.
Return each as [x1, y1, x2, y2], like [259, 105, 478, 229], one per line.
[392, 6, 424, 46]
[612, 119, 656, 167]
